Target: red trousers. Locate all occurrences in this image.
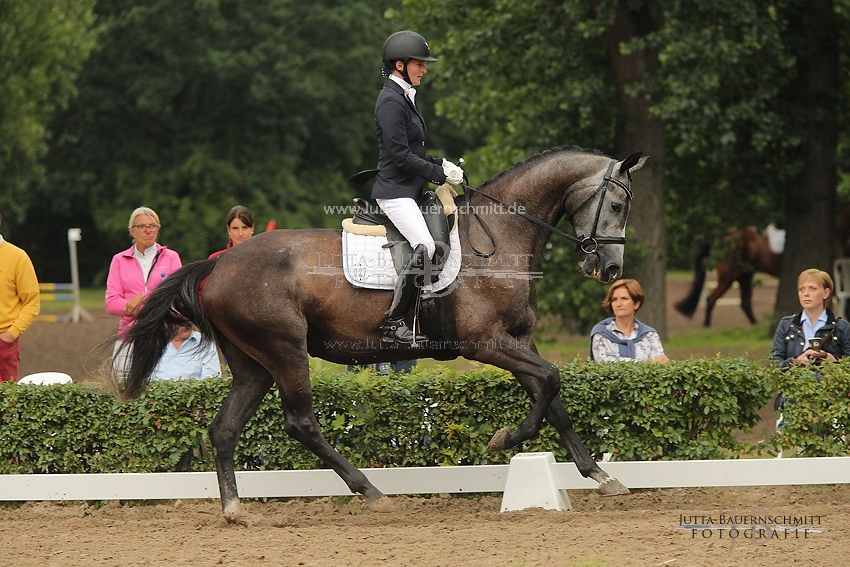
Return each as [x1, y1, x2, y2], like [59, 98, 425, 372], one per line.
[0, 338, 20, 382]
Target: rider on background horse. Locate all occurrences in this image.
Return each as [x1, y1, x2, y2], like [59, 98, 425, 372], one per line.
[372, 30, 464, 345]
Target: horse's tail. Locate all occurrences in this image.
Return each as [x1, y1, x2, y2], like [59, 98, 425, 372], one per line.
[116, 258, 218, 401]
[673, 242, 711, 317]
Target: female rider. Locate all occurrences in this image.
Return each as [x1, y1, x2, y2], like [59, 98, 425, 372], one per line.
[372, 30, 463, 345]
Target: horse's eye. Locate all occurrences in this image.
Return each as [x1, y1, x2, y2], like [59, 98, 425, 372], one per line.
[611, 203, 622, 214]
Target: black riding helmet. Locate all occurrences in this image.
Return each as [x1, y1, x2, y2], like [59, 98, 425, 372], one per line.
[382, 30, 437, 83]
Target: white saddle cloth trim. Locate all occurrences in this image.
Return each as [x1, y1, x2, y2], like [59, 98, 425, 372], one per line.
[342, 225, 461, 295]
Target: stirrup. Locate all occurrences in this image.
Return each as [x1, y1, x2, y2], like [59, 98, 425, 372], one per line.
[381, 319, 427, 346]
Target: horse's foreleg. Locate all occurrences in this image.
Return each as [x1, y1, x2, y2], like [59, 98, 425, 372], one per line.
[704, 281, 733, 327]
[705, 262, 738, 327]
[544, 397, 629, 495]
[484, 361, 560, 452]
[209, 376, 272, 523]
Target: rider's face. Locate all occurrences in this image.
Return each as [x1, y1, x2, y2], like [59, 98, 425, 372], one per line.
[399, 59, 428, 86]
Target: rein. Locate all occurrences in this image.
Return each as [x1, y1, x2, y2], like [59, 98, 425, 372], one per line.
[461, 159, 632, 258]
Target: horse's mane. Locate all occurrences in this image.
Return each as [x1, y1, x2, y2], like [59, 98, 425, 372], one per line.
[476, 146, 608, 191]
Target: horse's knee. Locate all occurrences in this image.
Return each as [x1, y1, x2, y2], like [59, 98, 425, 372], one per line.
[283, 414, 321, 444]
[208, 421, 240, 457]
[543, 364, 561, 396]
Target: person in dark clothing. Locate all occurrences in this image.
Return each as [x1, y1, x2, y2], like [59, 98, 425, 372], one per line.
[372, 30, 463, 346]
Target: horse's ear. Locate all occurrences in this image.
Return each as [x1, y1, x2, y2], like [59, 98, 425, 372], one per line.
[618, 152, 649, 175]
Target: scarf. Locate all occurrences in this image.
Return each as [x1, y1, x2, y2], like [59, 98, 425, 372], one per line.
[589, 317, 657, 360]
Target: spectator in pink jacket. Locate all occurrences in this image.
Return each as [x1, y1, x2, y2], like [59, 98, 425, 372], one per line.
[106, 206, 182, 372]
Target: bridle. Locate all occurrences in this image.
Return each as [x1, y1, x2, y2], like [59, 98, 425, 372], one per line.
[462, 159, 633, 258]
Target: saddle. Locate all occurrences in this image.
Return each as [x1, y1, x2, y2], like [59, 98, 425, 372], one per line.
[341, 184, 458, 279]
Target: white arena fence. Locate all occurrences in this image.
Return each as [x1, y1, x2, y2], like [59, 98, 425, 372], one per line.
[1, 455, 847, 504]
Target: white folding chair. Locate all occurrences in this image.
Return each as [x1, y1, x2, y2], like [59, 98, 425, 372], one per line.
[833, 258, 850, 318]
[17, 372, 73, 385]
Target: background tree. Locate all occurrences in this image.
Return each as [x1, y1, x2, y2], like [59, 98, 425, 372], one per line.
[642, 0, 845, 323]
[27, 0, 434, 283]
[598, 0, 666, 333]
[774, 0, 841, 318]
[0, 0, 98, 223]
[406, 0, 849, 333]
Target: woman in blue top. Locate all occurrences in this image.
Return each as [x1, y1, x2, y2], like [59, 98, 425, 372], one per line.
[589, 278, 670, 363]
[372, 30, 464, 345]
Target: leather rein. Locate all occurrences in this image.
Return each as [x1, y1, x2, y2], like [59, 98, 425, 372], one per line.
[461, 159, 633, 258]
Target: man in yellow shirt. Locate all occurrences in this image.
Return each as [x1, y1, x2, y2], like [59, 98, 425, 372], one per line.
[0, 210, 40, 382]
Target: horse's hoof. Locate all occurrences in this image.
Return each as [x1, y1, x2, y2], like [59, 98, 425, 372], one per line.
[364, 494, 395, 513]
[597, 477, 630, 496]
[487, 427, 512, 452]
[222, 501, 243, 525]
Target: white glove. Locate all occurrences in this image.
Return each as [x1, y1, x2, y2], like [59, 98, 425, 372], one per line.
[442, 158, 464, 185]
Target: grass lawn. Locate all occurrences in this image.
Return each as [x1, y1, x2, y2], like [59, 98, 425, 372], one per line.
[535, 324, 774, 364]
[47, 288, 775, 371]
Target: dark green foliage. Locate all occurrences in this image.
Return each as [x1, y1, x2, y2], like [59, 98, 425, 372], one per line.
[0, 0, 98, 220]
[569, 359, 774, 461]
[770, 358, 850, 457]
[23, 0, 405, 282]
[0, 359, 783, 475]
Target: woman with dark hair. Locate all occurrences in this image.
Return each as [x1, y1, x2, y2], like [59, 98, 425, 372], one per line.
[209, 205, 254, 258]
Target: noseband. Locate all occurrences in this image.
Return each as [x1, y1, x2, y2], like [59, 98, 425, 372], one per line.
[463, 159, 633, 258]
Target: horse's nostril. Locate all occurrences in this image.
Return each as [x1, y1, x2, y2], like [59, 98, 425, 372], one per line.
[607, 266, 621, 281]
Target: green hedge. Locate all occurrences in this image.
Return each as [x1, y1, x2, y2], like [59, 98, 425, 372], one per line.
[771, 358, 850, 457]
[1, 358, 843, 475]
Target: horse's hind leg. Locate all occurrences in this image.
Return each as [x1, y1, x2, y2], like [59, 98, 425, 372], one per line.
[738, 273, 757, 324]
[208, 351, 274, 523]
[545, 397, 629, 495]
[274, 352, 390, 509]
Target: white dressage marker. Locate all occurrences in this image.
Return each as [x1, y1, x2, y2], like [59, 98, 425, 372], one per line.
[500, 452, 572, 512]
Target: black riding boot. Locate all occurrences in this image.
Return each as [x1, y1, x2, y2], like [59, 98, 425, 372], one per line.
[381, 244, 429, 345]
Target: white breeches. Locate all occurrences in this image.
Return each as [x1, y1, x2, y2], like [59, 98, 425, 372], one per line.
[376, 197, 436, 259]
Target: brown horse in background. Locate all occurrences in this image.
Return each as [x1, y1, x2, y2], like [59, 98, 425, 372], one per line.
[676, 212, 850, 327]
[674, 227, 780, 327]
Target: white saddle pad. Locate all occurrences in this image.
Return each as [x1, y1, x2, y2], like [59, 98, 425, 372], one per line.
[342, 225, 462, 296]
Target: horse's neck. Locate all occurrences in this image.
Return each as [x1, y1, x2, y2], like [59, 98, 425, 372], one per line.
[486, 164, 582, 227]
[462, 170, 577, 264]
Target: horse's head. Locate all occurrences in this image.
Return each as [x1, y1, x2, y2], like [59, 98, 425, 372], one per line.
[568, 152, 649, 283]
